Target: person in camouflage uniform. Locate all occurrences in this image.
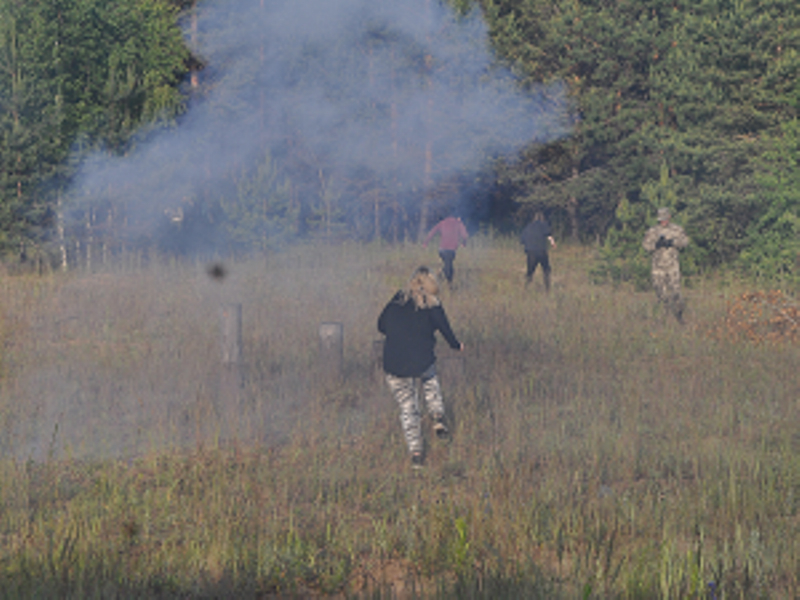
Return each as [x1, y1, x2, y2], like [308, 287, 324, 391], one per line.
[642, 207, 690, 322]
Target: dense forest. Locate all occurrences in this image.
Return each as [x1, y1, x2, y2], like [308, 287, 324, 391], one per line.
[0, 0, 798, 281]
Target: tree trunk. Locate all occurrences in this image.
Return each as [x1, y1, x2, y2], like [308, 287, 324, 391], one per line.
[418, 140, 432, 241]
[417, 0, 434, 242]
[86, 208, 94, 271]
[365, 46, 381, 243]
[374, 191, 380, 242]
[190, 2, 199, 89]
[103, 204, 113, 265]
[567, 195, 579, 242]
[57, 190, 68, 271]
[567, 167, 579, 241]
[318, 168, 330, 238]
[390, 49, 399, 243]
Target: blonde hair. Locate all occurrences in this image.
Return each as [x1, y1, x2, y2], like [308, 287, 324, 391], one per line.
[404, 266, 440, 309]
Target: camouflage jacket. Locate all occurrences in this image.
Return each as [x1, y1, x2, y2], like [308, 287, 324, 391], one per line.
[642, 222, 689, 272]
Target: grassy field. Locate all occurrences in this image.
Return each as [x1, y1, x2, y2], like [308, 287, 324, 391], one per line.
[0, 239, 798, 598]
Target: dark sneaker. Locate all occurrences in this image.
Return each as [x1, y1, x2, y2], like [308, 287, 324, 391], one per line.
[433, 417, 449, 439]
[411, 452, 424, 468]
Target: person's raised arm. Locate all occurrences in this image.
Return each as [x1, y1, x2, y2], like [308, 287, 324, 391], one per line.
[459, 220, 469, 246]
[423, 222, 440, 248]
[642, 228, 659, 253]
[377, 296, 395, 335]
[431, 306, 462, 350]
[673, 227, 689, 249]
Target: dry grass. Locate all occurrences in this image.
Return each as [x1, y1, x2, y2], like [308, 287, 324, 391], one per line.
[0, 239, 798, 598]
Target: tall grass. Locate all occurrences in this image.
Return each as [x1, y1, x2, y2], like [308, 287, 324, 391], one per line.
[0, 239, 797, 598]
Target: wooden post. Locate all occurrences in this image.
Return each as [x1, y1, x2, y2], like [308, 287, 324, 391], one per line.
[220, 303, 243, 366]
[319, 322, 344, 381]
[218, 304, 243, 438]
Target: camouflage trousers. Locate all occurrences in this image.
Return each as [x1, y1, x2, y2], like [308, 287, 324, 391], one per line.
[385, 365, 444, 454]
[652, 267, 684, 321]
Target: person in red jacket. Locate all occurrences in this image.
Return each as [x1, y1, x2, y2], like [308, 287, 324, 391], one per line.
[378, 266, 464, 467]
[423, 216, 469, 284]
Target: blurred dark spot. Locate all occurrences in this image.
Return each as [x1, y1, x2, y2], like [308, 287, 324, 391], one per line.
[207, 262, 227, 281]
[122, 519, 140, 540]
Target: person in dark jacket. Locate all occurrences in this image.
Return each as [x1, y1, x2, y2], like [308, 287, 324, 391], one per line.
[378, 266, 463, 467]
[520, 211, 557, 291]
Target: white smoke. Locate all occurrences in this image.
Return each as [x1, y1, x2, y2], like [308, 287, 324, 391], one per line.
[66, 0, 571, 247]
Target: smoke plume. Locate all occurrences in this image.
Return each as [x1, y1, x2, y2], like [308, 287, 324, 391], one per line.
[67, 0, 570, 250]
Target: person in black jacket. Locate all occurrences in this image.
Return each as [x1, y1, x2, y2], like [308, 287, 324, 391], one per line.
[378, 266, 463, 467]
[519, 211, 556, 292]
[520, 211, 557, 291]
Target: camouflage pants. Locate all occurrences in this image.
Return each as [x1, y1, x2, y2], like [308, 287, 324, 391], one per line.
[652, 267, 684, 320]
[385, 365, 444, 454]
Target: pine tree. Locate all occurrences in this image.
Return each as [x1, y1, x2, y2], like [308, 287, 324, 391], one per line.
[482, 0, 800, 278]
[0, 0, 189, 262]
[740, 119, 800, 281]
